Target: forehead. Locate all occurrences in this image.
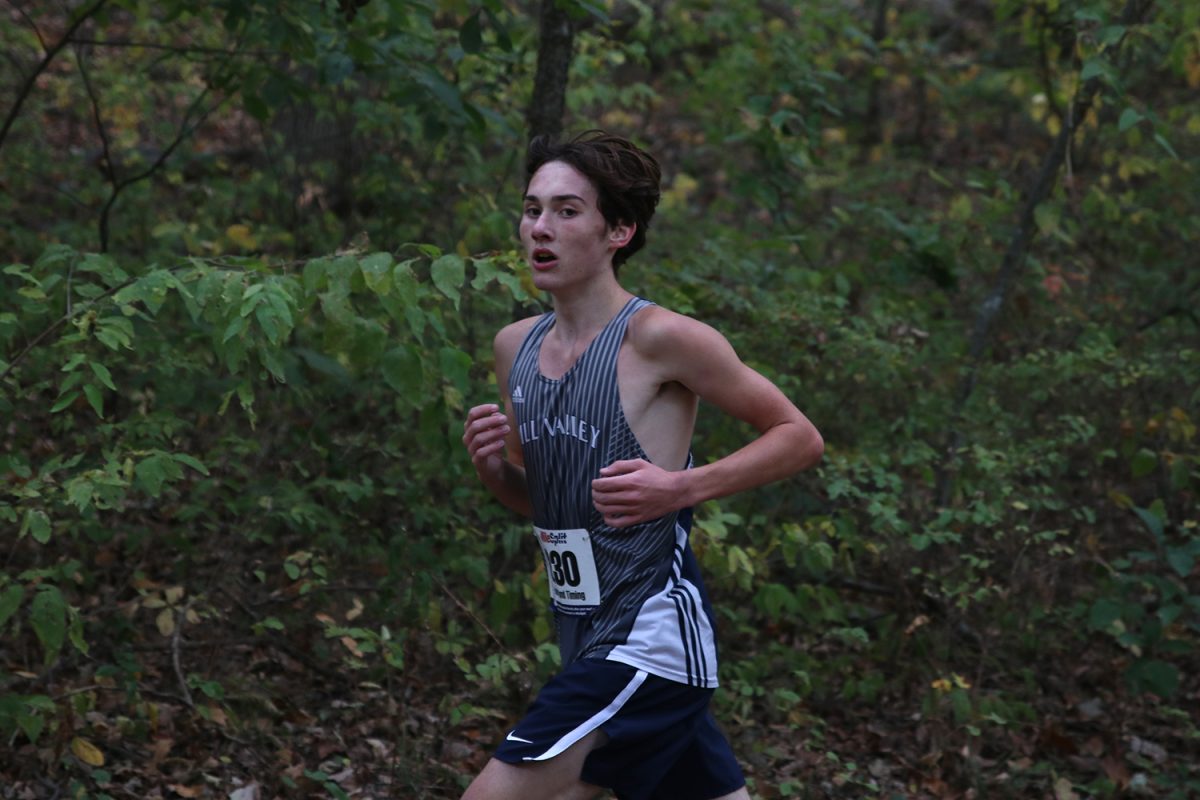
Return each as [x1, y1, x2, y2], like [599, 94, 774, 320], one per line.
[525, 160, 598, 203]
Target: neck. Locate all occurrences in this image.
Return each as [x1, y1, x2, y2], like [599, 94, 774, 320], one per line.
[549, 273, 633, 340]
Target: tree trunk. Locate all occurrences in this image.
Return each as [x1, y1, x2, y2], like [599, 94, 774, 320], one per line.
[527, 0, 575, 141]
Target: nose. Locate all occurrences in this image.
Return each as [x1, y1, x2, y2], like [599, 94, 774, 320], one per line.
[530, 210, 552, 240]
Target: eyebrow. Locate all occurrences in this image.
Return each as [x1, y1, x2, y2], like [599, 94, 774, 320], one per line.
[524, 193, 588, 204]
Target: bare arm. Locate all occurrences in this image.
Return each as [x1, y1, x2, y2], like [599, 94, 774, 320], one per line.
[461, 321, 535, 518]
[591, 311, 822, 527]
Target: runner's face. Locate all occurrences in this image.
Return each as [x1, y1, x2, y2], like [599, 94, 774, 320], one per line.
[520, 161, 625, 290]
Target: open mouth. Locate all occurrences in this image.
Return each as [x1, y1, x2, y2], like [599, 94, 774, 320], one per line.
[532, 249, 558, 268]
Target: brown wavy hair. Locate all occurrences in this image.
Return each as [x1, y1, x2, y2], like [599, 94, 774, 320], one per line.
[525, 130, 662, 271]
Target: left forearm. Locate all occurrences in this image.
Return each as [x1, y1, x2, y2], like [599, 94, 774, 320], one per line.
[678, 419, 823, 508]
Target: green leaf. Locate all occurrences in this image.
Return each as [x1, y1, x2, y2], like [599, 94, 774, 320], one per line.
[1132, 506, 1165, 543]
[172, 454, 210, 475]
[17, 707, 45, 744]
[431, 254, 465, 308]
[1118, 108, 1143, 132]
[30, 586, 67, 664]
[1079, 58, 1108, 83]
[1126, 658, 1179, 698]
[439, 347, 472, 395]
[382, 346, 426, 406]
[1088, 597, 1122, 631]
[23, 510, 51, 544]
[254, 303, 283, 344]
[359, 252, 394, 295]
[1130, 448, 1157, 478]
[1153, 132, 1180, 160]
[66, 479, 94, 512]
[0, 584, 25, 627]
[49, 392, 79, 414]
[460, 12, 483, 54]
[1166, 546, 1194, 579]
[83, 384, 104, 418]
[61, 354, 87, 373]
[68, 610, 88, 655]
[89, 362, 117, 391]
[222, 315, 249, 343]
[135, 453, 182, 497]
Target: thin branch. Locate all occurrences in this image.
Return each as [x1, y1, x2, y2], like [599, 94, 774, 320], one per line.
[0, 265, 165, 386]
[433, 573, 505, 651]
[172, 599, 196, 708]
[74, 44, 115, 185]
[0, 0, 110, 156]
[96, 80, 224, 251]
[1036, 15, 1066, 124]
[68, 37, 285, 58]
[9, 1, 49, 50]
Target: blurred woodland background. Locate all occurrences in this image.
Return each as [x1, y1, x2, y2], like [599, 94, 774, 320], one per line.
[1, 0, 1197, 797]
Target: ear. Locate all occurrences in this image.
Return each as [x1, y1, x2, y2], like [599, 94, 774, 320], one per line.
[608, 221, 636, 250]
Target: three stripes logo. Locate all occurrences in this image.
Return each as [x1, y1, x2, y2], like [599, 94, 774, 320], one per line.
[512, 385, 526, 404]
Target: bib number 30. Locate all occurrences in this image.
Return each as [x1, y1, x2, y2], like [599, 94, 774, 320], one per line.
[534, 527, 601, 608]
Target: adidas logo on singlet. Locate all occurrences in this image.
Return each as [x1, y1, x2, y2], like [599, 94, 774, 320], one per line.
[512, 385, 526, 404]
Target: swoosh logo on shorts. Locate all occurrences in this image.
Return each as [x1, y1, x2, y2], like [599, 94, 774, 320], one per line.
[506, 731, 533, 744]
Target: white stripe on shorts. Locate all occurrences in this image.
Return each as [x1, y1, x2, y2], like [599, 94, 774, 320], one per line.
[525, 669, 648, 762]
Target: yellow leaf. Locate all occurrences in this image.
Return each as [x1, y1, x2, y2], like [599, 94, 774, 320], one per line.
[156, 608, 176, 637]
[345, 597, 364, 621]
[226, 224, 258, 251]
[71, 736, 105, 766]
[164, 585, 185, 604]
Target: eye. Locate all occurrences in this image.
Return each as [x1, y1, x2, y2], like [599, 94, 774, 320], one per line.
[559, 208, 578, 218]
[524, 206, 541, 218]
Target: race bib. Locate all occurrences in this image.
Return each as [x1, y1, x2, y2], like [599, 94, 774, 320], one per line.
[534, 527, 601, 608]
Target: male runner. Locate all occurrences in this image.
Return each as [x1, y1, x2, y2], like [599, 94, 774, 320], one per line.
[461, 131, 823, 800]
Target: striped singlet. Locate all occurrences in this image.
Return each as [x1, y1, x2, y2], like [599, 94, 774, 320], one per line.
[508, 296, 720, 688]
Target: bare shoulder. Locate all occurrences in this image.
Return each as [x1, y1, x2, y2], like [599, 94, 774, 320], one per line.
[626, 304, 736, 364]
[493, 315, 542, 363]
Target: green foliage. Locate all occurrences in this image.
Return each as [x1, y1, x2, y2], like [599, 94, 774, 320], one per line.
[2, 0, 1198, 794]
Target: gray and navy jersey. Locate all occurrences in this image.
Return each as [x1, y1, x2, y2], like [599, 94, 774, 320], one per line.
[508, 296, 720, 688]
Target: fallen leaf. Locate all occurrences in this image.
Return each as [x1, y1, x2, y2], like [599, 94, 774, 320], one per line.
[1053, 776, 1079, 800]
[169, 784, 203, 798]
[157, 608, 176, 636]
[150, 736, 173, 766]
[71, 737, 104, 767]
[1103, 754, 1131, 788]
[207, 705, 228, 726]
[229, 783, 260, 800]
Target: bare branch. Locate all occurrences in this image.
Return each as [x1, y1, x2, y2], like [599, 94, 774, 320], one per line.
[9, 0, 49, 50]
[68, 37, 285, 58]
[0, 0, 110, 156]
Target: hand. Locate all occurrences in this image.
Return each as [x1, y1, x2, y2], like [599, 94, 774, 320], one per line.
[462, 403, 510, 480]
[591, 459, 684, 529]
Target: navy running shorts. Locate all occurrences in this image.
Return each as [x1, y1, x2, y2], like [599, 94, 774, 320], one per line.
[493, 658, 745, 800]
